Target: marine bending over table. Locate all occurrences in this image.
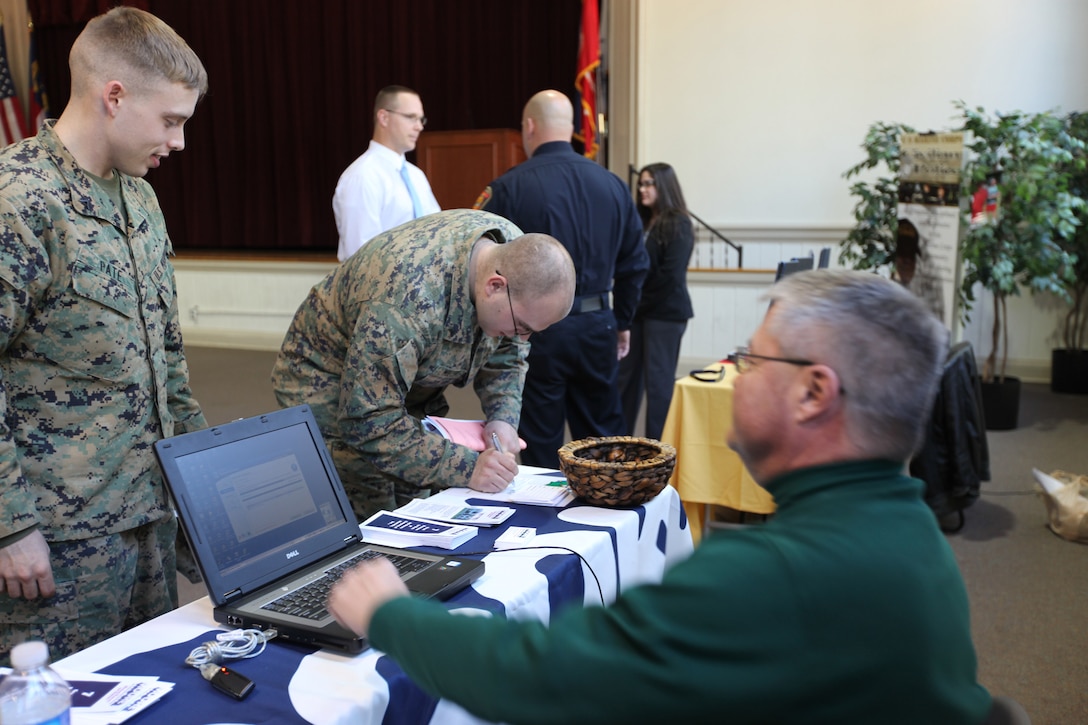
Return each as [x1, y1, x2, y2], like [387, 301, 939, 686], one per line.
[272, 209, 575, 520]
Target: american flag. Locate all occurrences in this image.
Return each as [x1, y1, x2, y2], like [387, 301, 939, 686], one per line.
[0, 15, 29, 147]
[28, 18, 49, 132]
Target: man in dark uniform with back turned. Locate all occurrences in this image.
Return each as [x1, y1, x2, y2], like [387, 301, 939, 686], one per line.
[474, 89, 648, 467]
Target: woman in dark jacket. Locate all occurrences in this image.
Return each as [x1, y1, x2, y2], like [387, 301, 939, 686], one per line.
[618, 162, 695, 439]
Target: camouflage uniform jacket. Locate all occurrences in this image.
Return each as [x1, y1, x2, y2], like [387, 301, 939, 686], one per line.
[273, 209, 528, 491]
[0, 121, 207, 544]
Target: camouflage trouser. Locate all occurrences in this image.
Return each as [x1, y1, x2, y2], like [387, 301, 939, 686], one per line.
[330, 439, 433, 522]
[0, 513, 178, 666]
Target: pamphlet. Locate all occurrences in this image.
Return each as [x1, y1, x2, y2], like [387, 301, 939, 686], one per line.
[473, 470, 575, 507]
[0, 669, 176, 725]
[359, 511, 478, 549]
[421, 417, 528, 452]
[494, 526, 536, 550]
[395, 498, 516, 527]
[422, 417, 490, 451]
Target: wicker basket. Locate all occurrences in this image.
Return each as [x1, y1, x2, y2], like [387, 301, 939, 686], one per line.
[557, 436, 676, 508]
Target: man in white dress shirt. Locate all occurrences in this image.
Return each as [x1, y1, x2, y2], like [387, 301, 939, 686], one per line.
[333, 85, 441, 261]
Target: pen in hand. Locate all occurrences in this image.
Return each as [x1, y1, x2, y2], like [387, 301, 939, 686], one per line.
[491, 432, 505, 455]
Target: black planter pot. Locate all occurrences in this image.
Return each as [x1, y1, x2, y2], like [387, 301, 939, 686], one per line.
[1051, 348, 1088, 394]
[980, 376, 1021, 430]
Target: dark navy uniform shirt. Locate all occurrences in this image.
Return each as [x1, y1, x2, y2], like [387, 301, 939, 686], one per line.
[478, 141, 648, 329]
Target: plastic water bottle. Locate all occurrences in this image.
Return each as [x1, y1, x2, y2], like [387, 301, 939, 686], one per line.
[0, 641, 72, 725]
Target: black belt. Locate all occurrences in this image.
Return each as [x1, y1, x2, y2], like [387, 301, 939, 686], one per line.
[569, 292, 609, 315]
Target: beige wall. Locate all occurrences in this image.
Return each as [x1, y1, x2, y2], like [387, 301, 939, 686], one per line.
[627, 0, 1088, 375]
[632, 0, 1088, 227]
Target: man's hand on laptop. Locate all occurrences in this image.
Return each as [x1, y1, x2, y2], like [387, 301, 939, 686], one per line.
[328, 558, 410, 637]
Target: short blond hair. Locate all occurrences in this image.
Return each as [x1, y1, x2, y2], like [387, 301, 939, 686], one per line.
[70, 6, 208, 98]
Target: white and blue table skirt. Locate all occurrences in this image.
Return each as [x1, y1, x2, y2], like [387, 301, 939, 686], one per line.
[55, 476, 692, 724]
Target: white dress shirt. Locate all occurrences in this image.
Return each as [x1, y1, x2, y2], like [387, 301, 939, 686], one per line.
[332, 140, 441, 261]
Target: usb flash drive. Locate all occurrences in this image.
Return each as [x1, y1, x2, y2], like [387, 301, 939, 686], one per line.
[200, 663, 255, 700]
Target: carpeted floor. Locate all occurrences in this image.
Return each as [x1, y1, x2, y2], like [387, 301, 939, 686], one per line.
[181, 345, 1087, 724]
[942, 382, 1088, 725]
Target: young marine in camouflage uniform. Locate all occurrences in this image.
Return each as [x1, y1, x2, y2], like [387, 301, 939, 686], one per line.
[273, 209, 575, 519]
[0, 7, 208, 662]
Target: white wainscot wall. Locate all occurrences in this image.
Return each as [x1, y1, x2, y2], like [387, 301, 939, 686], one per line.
[173, 258, 335, 350]
[173, 227, 1066, 384]
[681, 226, 1065, 384]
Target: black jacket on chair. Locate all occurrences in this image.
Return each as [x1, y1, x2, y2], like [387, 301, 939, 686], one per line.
[910, 341, 991, 527]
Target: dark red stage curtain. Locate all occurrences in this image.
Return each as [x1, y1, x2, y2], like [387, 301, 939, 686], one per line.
[28, 0, 580, 254]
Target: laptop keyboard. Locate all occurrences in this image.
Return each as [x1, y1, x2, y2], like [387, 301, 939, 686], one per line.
[261, 549, 433, 620]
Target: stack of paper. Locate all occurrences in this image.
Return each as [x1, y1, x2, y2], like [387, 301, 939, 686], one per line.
[359, 511, 478, 549]
[504, 482, 575, 507]
[65, 673, 174, 724]
[495, 471, 575, 507]
[466, 471, 575, 507]
[395, 498, 516, 526]
[494, 526, 536, 550]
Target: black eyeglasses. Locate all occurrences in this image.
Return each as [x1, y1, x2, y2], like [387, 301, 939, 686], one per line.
[497, 270, 531, 338]
[637, 179, 655, 188]
[728, 346, 814, 374]
[383, 109, 427, 126]
[689, 366, 726, 382]
[728, 346, 846, 394]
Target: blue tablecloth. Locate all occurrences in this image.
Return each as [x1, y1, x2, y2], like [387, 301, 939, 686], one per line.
[56, 481, 692, 725]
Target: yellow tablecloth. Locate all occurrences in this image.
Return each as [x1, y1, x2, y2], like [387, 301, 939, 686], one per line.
[661, 362, 776, 543]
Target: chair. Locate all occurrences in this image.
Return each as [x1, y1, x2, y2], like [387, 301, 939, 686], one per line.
[773, 254, 814, 281]
[983, 695, 1031, 724]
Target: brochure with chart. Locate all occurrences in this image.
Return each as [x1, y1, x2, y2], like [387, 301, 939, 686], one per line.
[395, 498, 516, 527]
[359, 511, 478, 549]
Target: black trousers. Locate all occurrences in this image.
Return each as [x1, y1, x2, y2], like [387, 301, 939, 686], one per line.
[518, 309, 625, 468]
[618, 317, 687, 439]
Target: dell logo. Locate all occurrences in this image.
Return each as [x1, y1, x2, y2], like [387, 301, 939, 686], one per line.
[286, 549, 300, 560]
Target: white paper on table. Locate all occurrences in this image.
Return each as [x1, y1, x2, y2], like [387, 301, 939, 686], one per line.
[394, 498, 516, 526]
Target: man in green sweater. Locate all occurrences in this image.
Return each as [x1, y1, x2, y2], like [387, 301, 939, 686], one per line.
[328, 270, 994, 724]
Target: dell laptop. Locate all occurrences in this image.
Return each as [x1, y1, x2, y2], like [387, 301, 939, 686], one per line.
[154, 405, 484, 654]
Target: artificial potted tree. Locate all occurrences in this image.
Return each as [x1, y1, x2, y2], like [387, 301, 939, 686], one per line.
[957, 102, 1083, 427]
[1050, 111, 1088, 394]
[841, 122, 916, 275]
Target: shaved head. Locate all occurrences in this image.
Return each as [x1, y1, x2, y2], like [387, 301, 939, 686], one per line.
[521, 90, 574, 156]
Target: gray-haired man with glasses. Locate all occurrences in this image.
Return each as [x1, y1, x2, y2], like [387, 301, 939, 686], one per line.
[333, 85, 440, 261]
[327, 269, 993, 724]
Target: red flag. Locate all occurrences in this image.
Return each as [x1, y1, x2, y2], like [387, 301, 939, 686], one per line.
[575, 0, 599, 159]
[28, 18, 49, 132]
[0, 14, 29, 147]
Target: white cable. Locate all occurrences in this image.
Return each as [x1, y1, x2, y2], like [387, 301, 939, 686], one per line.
[184, 628, 278, 668]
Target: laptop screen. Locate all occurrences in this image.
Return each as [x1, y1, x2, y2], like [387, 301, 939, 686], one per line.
[173, 422, 349, 577]
[157, 407, 361, 602]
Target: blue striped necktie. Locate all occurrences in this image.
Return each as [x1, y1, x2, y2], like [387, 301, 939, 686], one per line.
[399, 161, 424, 218]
